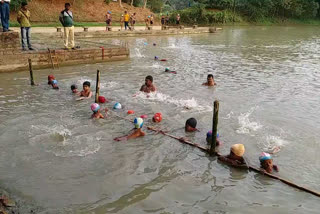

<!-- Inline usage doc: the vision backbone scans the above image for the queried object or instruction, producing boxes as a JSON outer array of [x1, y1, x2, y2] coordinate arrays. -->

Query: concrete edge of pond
[[0, 32, 130, 73], [33, 27, 222, 39]]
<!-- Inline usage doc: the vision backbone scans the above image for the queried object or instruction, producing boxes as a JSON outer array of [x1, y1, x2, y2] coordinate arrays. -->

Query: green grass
[[10, 21, 147, 27]]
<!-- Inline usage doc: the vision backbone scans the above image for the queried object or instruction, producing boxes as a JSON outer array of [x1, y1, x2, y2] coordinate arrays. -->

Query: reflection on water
[[0, 26, 320, 213]]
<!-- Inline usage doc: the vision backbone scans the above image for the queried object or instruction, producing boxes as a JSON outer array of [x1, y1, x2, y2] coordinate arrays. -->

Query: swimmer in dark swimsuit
[[140, 75, 156, 93]]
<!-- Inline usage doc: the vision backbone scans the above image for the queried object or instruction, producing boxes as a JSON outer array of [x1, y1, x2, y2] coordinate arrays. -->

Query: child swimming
[[114, 117, 145, 141], [79, 81, 93, 100], [51, 80, 59, 90], [185, 118, 198, 132], [218, 144, 246, 167], [259, 152, 279, 173], [206, 130, 221, 146], [91, 103, 105, 119], [202, 74, 216, 86], [71, 84, 79, 94], [48, 75, 55, 85]]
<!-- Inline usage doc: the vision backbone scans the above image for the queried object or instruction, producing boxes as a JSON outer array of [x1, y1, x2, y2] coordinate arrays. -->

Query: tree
[[143, 0, 148, 8], [119, 0, 123, 7]]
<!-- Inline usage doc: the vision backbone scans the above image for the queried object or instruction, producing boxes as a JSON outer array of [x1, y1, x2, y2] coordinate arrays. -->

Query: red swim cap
[[98, 96, 107, 103], [48, 75, 55, 81], [153, 113, 162, 122], [127, 110, 135, 114]]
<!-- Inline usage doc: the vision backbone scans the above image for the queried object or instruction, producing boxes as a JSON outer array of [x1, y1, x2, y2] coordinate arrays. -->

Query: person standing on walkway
[[59, 3, 75, 50], [17, 2, 33, 51], [119, 14, 124, 31], [123, 11, 130, 30], [105, 10, 112, 31], [176, 14, 180, 25], [0, 0, 10, 32], [130, 12, 136, 30]]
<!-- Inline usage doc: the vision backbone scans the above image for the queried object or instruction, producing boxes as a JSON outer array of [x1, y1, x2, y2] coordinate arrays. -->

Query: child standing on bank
[[17, 2, 34, 51]]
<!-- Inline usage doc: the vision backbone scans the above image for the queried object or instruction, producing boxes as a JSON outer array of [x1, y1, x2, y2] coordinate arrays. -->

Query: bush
[[10, 0, 29, 11], [169, 5, 237, 25], [104, 0, 111, 5]]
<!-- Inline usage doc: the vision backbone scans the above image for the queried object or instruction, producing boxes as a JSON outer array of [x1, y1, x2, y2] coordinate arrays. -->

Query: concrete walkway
[[11, 26, 162, 33]]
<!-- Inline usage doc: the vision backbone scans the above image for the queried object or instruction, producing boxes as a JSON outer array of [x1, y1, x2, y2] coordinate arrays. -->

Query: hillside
[[11, 0, 155, 23]]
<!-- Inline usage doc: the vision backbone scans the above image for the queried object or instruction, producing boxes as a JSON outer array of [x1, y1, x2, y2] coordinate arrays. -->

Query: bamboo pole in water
[[111, 112, 320, 197], [95, 70, 100, 103], [28, 58, 35, 86], [146, 126, 320, 198], [209, 100, 219, 156]]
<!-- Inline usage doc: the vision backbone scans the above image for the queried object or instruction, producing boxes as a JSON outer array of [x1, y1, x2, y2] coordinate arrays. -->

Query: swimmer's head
[[108, 11, 111, 14], [153, 113, 162, 123], [230, 144, 245, 157], [134, 117, 144, 129], [207, 74, 214, 85], [71, 84, 78, 93], [206, 130, 219, 144], [259, 152, 273, 173], [165, 68, 170, 72], [113, 102, 122, 109], [83, 81, 91, 90], [52, 80, 58, 85], [185, 118, 197, 132], [154, 56, 159, 60], [98, 96, 106, 103], [145, 75, 153, 87], [91, 103, 100, 113], [48, 75, 55, 84]]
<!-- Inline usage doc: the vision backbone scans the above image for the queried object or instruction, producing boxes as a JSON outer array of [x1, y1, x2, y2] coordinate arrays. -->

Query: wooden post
[[95, 70, 100, 103], [209, 100, 219, 156], [28, 58, 35, 86]]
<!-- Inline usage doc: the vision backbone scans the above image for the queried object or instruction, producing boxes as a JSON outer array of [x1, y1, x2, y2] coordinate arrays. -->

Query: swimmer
[[185, 118, 198, 132], [165, 68, 177, 74], [206, 131, 221, 146], [51, 80, 59, 90], [91, 103, 105, 119], [259, 152, 279, 173], [218, 144, 246, 167], [154, 56, 159, 60], [114, 117, 146, 141], [71, 84, 79, 94], [48, 75, 55, 85], [140, 75, 156, 93], [202, 74, 216, 86], [79, 81, 93, 100]]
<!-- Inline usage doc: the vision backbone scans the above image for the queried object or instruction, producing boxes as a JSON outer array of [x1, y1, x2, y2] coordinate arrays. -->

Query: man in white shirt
[[0, 0, 10, 32]]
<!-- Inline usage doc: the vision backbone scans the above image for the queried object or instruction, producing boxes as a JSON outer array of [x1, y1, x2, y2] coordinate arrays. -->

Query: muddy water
[[0, 26, 320, 213]]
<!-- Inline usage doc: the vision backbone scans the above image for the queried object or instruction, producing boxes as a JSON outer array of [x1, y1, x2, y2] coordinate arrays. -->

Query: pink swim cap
[[91, 103, 100, 112]]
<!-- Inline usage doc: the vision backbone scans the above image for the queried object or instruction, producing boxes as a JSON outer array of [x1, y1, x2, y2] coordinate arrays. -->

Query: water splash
[[134, 92, 212, 112], [236, 107, 262, 134], [133, 48, 145, 58], [260, 135, 288, 153], [29, 125, 100, 157]]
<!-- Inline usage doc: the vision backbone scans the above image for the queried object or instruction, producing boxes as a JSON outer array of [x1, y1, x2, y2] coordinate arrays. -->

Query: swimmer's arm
[[99, 113, 105, 119], [140, 85, 145, 92], [152, 85, 156, 92], [273, 165, 279, 172], [127, 130, 145, 140], [87, 91, 93, 98], [218, 156, 242, 166]]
